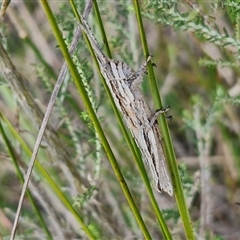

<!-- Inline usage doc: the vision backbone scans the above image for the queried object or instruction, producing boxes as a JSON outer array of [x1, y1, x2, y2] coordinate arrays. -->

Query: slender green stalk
[[0, 117, 53, 240], [133, 0, 195, 239], [0, 111, 95, 239], [41, 0, 152, 239], [92, 0, 112, 58]]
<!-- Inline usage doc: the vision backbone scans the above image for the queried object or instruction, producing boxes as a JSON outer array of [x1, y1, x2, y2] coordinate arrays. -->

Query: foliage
[[0, 0, 240, 239]]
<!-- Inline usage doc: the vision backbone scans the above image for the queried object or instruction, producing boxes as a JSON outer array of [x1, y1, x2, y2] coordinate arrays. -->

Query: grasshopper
[[79, 15, 173, 196]]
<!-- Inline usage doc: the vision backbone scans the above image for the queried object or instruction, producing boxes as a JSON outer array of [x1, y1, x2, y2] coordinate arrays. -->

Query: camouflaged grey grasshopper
[[79, 15, 173, 196]]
